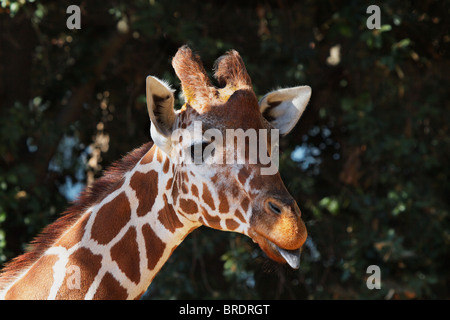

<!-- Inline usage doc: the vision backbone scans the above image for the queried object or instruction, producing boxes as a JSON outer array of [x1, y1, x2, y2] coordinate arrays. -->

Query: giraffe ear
[[146, 76, 176, 153], [259, 86, 312, 136]]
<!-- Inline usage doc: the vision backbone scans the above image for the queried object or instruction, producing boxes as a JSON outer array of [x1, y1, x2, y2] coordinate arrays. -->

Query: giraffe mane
[[0, 142, 153, 291]]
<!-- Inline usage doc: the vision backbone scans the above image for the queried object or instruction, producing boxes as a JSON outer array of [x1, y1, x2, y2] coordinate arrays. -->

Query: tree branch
[[32, 31, 131, 186]]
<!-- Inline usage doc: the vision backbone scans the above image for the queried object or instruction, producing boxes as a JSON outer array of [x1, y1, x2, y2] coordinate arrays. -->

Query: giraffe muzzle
[[250, 233, 303, 269], [249, 196, 307, 268]]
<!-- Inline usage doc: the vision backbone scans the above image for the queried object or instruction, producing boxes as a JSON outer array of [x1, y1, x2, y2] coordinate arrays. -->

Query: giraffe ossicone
[[0, 46, 312, 299]]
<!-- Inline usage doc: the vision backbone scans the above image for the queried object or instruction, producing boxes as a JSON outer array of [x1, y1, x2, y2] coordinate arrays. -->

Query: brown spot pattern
[[172, 179, 179, 202], [230, 184, 240, 198], [163, 158, 170, 173], [56, 247, 102, 299], [142, 224, 166, 270], [111, 227, 141, 284], [225, 219, 240, 231], [91, 192, 131, 245], [191, 184, 199, 197], [234, 209, 246, 224], [130, 170, 158, 217], [200, 206, 221, 230], [241, 197, 250, 213], [238, 167, 250, 185], [179, 198, 198, 214], [202, 183, 215, 210], [93, 272, 128, 300], [158, 194, 184, 233], [218, 190, 230, 213], [182, 171, 189, 183], [165, 178, 173, 190]]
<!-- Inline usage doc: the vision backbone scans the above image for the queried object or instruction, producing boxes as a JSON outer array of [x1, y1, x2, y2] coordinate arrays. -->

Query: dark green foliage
[[1, 0, 448, 299]]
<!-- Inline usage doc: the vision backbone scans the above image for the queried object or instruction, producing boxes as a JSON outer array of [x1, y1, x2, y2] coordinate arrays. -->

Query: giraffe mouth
[[248, 222, 304, 269], [251, 233, 302, 269], [266, 239, 301, 269]]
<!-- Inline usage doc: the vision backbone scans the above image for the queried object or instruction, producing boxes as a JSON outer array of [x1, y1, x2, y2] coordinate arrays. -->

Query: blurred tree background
[[0, 0, 449, 299]]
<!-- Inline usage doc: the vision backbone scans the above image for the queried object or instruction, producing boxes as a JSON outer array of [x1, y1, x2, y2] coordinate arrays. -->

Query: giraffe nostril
[[268, 201, 282, 214]]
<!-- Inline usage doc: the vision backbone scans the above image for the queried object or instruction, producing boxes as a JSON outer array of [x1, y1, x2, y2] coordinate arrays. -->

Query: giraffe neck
[[0, 143, 200, 300]]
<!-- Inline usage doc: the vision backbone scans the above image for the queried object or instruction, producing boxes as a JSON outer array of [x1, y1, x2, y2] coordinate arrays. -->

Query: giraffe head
[[146, 46, 311, 269]]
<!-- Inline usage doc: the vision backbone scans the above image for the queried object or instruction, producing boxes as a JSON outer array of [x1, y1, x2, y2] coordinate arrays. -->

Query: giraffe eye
[[188, 142, 215, 164]]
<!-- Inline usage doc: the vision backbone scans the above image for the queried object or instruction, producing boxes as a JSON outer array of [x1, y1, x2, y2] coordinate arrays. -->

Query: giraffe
[[0, 46, 312, 300]]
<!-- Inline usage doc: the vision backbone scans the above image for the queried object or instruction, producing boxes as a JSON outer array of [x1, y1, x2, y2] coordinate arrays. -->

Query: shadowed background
[[0, 0, 449, 299]]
